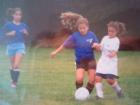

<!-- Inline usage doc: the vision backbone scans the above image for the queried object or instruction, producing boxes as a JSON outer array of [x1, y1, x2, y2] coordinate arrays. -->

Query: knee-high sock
[[95, 83, 104, 98], [86, 82, 94, 93], [112, 81, 121, 93], [75, 81, 83, 89], [13, 69, 20, 83], [10, 69, 14, 81]]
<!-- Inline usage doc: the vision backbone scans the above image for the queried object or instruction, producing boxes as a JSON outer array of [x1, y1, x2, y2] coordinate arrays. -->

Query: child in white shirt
[[93, 21, 126, 99]]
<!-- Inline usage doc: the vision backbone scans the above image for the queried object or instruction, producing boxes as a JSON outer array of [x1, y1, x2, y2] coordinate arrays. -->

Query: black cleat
[[117, 90, 124, 98]]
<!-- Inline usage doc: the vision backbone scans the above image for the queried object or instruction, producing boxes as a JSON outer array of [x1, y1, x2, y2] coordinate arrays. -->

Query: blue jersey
[[2, 21, 29, 45], [64, 31, 99, 62]]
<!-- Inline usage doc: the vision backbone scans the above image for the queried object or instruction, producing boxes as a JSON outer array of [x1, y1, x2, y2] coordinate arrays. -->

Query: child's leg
[[75, 68, 85, 89], [95, 75, 104, 98], [13, 53, 23, 83], [107, 79, 123, 97], [10, 56, 15, 69], [86, 69, 95, 93]]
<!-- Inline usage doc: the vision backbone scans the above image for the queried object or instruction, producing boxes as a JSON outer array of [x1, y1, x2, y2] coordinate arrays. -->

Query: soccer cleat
[[87, 94, 91, 99], [11, 82, 17, 88], [96, 95, 104, 100], [117, 90, 124, 98]]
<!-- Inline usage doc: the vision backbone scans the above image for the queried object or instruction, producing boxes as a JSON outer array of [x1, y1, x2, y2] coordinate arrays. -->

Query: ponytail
[[118, 22, 126, 36]]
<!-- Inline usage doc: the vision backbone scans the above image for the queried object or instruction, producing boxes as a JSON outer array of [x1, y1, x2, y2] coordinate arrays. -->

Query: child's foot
[[87, 94, 91, 99], [11, 82, 17, 88], [96, 95, 104, 100], [117, 90, 124, 98]]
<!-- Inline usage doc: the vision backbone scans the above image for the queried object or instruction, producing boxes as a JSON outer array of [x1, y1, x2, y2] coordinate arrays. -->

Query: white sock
[[95, 83, 104, 98], [112, 81, 121, 93]]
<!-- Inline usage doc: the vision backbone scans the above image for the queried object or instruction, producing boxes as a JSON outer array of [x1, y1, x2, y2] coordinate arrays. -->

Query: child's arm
[[21, 29, 29, 36], [108, 51, 118, 58], [92, 36, 106, 51], [20, 24, 30, 36], [51, 44, 64, 58], [6, 30, 16, 36], [92, 43, 102, 51], [108, 38, 120, 58], [2, 23, 16, 36], [51, 35, 74, 58]]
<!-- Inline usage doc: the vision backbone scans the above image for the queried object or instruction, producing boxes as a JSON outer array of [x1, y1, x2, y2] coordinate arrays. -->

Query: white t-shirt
[[96, 36, 120, 76]]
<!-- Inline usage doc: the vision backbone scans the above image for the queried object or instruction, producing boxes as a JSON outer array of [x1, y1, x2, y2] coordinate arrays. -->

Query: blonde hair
[[60, 12, 84, 33], [107, 21, 126, 36], [76, 17, 89, 27]]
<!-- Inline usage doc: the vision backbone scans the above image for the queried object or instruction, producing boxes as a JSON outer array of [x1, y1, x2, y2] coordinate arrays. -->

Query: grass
[[0, 46, 140, 105]]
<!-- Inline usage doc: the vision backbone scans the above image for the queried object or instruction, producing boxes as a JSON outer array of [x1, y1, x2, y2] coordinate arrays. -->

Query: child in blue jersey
[[2, 8, 29, 88], [51, 18, 99, 93]]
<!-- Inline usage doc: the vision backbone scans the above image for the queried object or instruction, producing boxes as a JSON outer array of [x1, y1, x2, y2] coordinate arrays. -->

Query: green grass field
[[0, 46, 140, 105]]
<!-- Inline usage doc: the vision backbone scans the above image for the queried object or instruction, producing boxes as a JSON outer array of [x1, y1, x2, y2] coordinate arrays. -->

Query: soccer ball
[[74, 87, 89, 101]]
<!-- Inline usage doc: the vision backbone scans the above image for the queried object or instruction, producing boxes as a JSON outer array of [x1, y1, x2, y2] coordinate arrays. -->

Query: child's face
[[12, 11, 22, 22], [108, 27, 117, 38], [78, 24, 89, 35]]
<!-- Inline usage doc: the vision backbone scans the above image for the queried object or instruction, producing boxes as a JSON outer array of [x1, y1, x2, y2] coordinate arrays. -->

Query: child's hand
[[20, 29, 29, 35], [51, 51, 57, 58], [108, 51, 117, 58], [92, 43, 102, 51], [51, 45, 64, 58], [6, 30, 16, 36]]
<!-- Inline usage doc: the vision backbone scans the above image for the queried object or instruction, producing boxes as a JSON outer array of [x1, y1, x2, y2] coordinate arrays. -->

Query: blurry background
[[0, 0, 140, 50], [0, 1, 140, 105]]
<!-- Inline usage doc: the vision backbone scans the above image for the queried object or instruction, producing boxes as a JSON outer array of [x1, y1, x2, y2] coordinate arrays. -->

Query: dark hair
[[7, 8, 22, 18], [107, 21, 126, 36]]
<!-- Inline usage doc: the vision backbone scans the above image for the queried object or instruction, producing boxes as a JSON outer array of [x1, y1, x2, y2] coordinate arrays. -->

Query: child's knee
[[95, 76, 102, 83], [13, 63, 20, 69], [89, 78, 95, 84], [13, 62, 20, 69], [76, 73, 84, 82], [107, 79, 115, 85], [13, 65, 19, 69], [76, 77, 83, 83]]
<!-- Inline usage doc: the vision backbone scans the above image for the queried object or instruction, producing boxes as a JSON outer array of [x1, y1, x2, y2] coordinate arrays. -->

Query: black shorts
[[96, 73, 119, 79], [76, 58, 96, 71]]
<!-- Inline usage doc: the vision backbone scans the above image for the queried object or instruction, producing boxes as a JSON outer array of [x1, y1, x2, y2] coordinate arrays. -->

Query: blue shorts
[[6, 43, 26, 56]]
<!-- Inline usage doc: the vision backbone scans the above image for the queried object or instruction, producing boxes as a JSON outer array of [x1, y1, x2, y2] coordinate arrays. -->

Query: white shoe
[[96, 95, 104, 100], [87, 94, 91, 99], [11, 82, 16, 88]]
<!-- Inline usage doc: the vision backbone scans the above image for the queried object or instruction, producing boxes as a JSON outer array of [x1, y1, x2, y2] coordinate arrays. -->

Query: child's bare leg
[[86, 69, 95, 93], [14, 53, 23, 69], [107, 79, 123, 98], [95, 76, 104, 98], [10, 56, 15, 69], [75, 68, 85, 89]]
